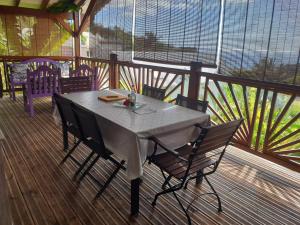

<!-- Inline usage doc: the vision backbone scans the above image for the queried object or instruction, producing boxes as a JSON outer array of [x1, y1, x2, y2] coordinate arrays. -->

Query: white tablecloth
[[53, 89, 210, 180]]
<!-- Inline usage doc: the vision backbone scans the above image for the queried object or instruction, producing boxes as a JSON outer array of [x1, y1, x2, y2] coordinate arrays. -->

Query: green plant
[[47, 0, 80, 13]]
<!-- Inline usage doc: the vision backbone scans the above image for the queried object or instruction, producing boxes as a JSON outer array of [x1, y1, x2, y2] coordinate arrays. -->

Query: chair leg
[[60, 140, 81, 164], [77, 155, 100, 183], [28, 97, 34, 117], [153, 171, 191, 225], [94, 160, 125, 200], [184, 170, 204, 189], [11, 84, 16, 101], [161, 175, 172, 190], [73, 151, 95, 180], [204, 176, 222, 212]]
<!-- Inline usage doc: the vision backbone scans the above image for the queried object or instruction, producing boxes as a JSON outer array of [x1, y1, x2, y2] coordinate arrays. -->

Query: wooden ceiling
[[0, 0, 87, 10], [0, 0, 58, 9], [0, 0, 97, 36]]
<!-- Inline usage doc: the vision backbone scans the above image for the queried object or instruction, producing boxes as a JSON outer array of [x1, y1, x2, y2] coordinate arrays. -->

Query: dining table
[[58, 89, 210, 216]]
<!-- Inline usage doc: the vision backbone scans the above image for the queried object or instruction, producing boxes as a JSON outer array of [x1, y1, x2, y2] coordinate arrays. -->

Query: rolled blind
[[220, 0, 300, 85], [90, 0, 134, 61], [0, 14, 73, 56], [134, 0, 221, 65]]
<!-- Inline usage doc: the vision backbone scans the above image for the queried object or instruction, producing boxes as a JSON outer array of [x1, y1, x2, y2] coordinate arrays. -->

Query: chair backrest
[[142, 85, 166, 100], [71, 103, 109, 157], [185, 119, 243, 175], [59, 77, 92, 94], [22, 58, 60, 71], [26, 65, 60, 97], [53, 93, 78, 129], [176, 94, 208, 113], [69, 64, 97, 90]]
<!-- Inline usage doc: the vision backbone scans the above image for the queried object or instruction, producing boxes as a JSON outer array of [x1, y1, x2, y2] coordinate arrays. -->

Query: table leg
[[196, 169, 204, 185], [131, 178, 141, 216]]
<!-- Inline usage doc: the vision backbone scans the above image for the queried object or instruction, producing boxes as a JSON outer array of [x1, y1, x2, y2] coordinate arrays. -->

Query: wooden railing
[[78, 55, 300, 170], [0, 56, 74, 96], [199, 73, 300, 168], [0, 55, 299, 169]]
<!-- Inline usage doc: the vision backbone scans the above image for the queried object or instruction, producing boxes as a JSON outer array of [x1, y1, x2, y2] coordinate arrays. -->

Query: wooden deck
[[0, 96, 300, 225]]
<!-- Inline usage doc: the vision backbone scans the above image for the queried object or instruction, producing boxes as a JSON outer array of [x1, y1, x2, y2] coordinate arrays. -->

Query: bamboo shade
[[220, 0, 300, 85], [89, 0, 134, 61], [134, 0, 220, 65], [0, 14, 73, 57]]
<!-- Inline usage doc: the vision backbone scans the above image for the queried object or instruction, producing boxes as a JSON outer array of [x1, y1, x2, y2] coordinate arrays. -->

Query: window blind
[[220, 0, 300, 85], [90, 0, 134, 61], [134, 0, 221, 65], [0, 14, 73, 56]]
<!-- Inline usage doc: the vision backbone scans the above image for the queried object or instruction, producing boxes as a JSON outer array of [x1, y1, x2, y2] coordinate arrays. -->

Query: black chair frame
[[148, 119, 243, 225], [54, 93, 96, 180], [71, 103, 125, 199], [176, 94, 208, 113], [142, 84, 166, 100]]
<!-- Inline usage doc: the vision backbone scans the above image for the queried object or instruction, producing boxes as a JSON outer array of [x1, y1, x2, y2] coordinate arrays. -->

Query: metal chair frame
[[176, 94, 208, 113], [148, 119, 243, 225], [71, 103, 125, 199]]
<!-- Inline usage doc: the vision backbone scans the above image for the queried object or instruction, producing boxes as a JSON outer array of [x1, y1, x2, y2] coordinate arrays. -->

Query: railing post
[[187, 62, 202, 100], [109, 53, 119, 89]]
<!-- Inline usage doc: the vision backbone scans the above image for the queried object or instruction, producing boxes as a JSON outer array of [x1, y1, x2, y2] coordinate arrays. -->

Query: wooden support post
[[109, 54, 119, 89], [187, 62, 202, 100], [73, 12, 80, 69]]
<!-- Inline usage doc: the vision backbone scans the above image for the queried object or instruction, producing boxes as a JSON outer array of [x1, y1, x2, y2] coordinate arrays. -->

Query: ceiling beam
[[74, 0, 87, 8], [0, 5, 71, 20], [53, 16, 74, 36], [41, 0, 51, 9], [76, 0, 96, 36]]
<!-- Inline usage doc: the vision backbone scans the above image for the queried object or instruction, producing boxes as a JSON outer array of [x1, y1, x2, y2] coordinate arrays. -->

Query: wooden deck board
[[0, 96, 300, 225]]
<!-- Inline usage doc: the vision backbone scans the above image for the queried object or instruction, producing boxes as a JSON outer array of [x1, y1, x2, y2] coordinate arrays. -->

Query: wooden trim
[[73, 12, 80, 68], [187, 62, 202, 100], [77, 0, 97, 35], [41, 0, 51, 9], [200, 72, 300, 95], [74, 0, 87, 7], [0, 56, 74, 61], [109, 54, 119, 89], [53, 16, 74, 36], [0, 5, 71, 19]]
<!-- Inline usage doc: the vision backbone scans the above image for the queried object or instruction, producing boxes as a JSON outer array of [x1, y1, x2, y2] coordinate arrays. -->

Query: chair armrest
[[148, 137, 189, 162], [149, 136, 179, 156]]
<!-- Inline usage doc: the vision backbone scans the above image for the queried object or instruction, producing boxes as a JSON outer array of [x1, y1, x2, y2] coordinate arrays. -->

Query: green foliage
[[207, 81, 300, 154], [47, 0, 80, 13]]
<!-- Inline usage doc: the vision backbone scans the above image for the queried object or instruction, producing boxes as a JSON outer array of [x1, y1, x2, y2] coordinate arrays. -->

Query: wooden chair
[[69, 64, 97, 90], [142, 84, 166, 100], [148, 119, 243, 225], [9, 58, 60, 101], [59, 76, 92, 94], [23, 65, 60, 117], [71, 103, 125, 199], [176, 94, 208, 113]]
